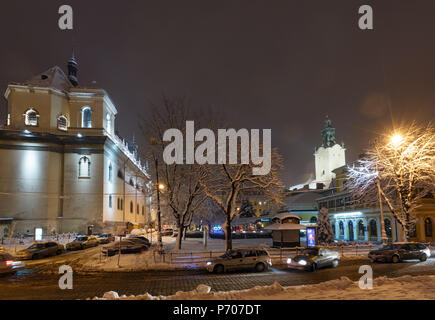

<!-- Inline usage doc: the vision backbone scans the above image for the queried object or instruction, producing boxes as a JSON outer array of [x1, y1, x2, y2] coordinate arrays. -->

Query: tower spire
[[67, 49, 78, 87]]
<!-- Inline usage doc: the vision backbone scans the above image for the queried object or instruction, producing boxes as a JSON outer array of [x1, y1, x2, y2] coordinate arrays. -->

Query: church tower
[[314, 117, 346, 188], [67, 50, 78, 87]]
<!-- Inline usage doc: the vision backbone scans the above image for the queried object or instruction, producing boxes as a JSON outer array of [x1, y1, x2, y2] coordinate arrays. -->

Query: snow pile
[[90, 275, 435, 300]]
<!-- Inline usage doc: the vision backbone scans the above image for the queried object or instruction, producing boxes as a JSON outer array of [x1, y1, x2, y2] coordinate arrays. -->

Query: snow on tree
[[347, 122, 435, 241], [201, 148, 285, 251], [317, 207, 334, 245], [239, 200, 255, 217], [141, 97, 217, 250]]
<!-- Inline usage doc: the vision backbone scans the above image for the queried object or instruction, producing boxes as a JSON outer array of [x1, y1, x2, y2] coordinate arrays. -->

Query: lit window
[[24, 108, 39, 126], [57, 115, 68, 131], [78, 156, 91, 178], [106, 113, 112, 134], [108, 162, 113, 183], [81, 106, 92, 128]]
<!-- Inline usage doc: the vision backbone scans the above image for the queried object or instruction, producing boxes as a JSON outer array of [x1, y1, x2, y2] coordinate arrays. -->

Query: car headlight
[[206, 262, 212, 266], [298, 260, 307, 266], [287, 258, 292, 264]]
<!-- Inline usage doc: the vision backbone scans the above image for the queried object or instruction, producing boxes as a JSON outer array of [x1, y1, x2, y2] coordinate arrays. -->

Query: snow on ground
[[91, 274, 435, 300]]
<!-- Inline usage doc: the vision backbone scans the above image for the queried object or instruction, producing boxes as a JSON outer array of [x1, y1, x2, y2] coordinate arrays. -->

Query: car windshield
[[76, 237, 88, 241], [381, 244, 398, 250], [302, 248, 319, 256], [28, 243, 44, 249]]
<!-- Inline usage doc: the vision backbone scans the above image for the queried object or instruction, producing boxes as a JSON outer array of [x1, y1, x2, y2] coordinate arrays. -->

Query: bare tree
[[201, 148, 285, 251], [347, 123, 435, 241], [140, 97, 218, 250]]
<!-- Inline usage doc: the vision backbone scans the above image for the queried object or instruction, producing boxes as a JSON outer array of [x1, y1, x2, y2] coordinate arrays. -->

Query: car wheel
[[331, 259, 339, 268], [392, 255, 400, 263], [214, 264, 224, 274], [255, 262, 266, 272], [420, 254, 427, 262], [311, 263, 318, 272]]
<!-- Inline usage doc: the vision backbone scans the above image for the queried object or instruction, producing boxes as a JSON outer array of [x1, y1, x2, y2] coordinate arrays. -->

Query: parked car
[[95, 233, 115, 244], [161, 228, 174, 236], [287, 247, 340, 271], [206, 248, 272, 273], [0, 252, 24, 275], [368, 242, 431, 263], [102, 240, 143, 256], [126, 235, 151, 249], [66, 235, 99, 251], [15, 241, 64, 260]]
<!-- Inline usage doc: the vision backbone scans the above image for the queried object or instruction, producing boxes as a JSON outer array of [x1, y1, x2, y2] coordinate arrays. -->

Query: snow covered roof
[[272, 213, 301, 221], [22, 66, 73, 92], [264, 223, 306, 230]]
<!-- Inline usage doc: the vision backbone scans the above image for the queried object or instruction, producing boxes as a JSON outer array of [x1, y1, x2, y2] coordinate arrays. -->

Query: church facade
[[0, 54, 152, 237]]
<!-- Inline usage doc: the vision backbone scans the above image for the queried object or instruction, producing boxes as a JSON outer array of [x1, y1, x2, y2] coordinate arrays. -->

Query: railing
[[152, 244, 386, 266]]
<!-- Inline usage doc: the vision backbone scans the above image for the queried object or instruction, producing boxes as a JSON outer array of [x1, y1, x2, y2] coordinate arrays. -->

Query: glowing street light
[[159, 184, 165, 190], [390, 133, 403, 147]]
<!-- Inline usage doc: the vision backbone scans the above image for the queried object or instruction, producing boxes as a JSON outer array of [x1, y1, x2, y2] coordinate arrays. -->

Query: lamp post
[[374, 139, 388, 245], [154, 157, 164, 254]]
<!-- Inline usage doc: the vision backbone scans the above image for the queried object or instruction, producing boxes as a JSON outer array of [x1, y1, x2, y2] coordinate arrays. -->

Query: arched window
[[109, 195, 112, 208], [130, 201, 133, 213], [310, 216, 318, 224], [358, 220, 365, 240], [384, 218, 392, 238], [24, 108, 39, 126], [332, 223, 336, 236], [348, 220, 354, 241], [369, 220, 377, 239], [425, 218, 433, 237], [339, 221, 344, 236], [57, 115, 68, 131], [78, 156, 91, 178], [81, 107, 92, 128], [106, 113, 112, 134]]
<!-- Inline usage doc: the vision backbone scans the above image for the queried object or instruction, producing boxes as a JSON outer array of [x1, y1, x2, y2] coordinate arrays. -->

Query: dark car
[[368, 242, 431, 263], [66, 235, 99, 251], [95, 233, 115, 244], [161, 228, 174, 236], [287, 247, 340, 271], [102, 240, 143, 256], [0, 252, 24, 275], [15, 241, 64, 260], [126, 236, 151, 249]]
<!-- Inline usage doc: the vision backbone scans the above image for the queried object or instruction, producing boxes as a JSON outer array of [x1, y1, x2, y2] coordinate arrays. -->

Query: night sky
[[1, 1, 435, 186]]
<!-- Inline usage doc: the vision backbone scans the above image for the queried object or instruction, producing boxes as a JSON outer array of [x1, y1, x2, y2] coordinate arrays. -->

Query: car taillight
[[5, 260, 13, 266]]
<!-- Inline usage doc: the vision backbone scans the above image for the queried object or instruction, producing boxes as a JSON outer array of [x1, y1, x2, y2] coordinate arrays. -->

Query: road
[[1, 256, 434, 299]]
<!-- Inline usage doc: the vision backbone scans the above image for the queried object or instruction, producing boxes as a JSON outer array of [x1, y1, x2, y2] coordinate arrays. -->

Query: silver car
[[206, 248, 272, 273], [287, 247, 340, 271], [15, 241, 64, 260]]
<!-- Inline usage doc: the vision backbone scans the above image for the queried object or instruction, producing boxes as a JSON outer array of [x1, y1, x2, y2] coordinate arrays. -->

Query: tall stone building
[[0, 53, 152, 237]]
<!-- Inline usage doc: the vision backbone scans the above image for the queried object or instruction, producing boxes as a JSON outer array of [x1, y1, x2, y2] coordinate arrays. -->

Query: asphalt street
[[1, 256, 434, 299]]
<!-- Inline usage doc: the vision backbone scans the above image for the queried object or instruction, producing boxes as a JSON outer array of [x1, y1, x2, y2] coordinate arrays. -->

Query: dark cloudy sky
[[1, 1, 435, 186]]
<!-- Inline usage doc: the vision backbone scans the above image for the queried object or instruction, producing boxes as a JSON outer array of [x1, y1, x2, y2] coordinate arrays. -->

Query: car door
[[316, 249, 327, 267], [407, 244, 420, 260], [398, 245, 412, 260], [227, 250, 244, 271], [243, 250, 258, 269]]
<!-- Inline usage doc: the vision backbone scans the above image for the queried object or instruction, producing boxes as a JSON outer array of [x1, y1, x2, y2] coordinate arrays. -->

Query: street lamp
[[150, 137, 164, 254], [390, 133, 403, 147]]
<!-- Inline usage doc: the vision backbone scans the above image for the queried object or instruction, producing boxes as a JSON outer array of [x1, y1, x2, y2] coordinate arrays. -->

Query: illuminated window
[[78, 156, 91, 178], [7, 114, 10, 126], [24, 108, 39, 126], [106, 113, 112, 133], [108, 162, 113, 183], [57, 115, 68, 131], [425, 218, 432, 237], [81, 106, 92, 128]]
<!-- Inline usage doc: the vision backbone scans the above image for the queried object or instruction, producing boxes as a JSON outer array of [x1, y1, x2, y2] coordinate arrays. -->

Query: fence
[[152, 244, 385, 266]]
